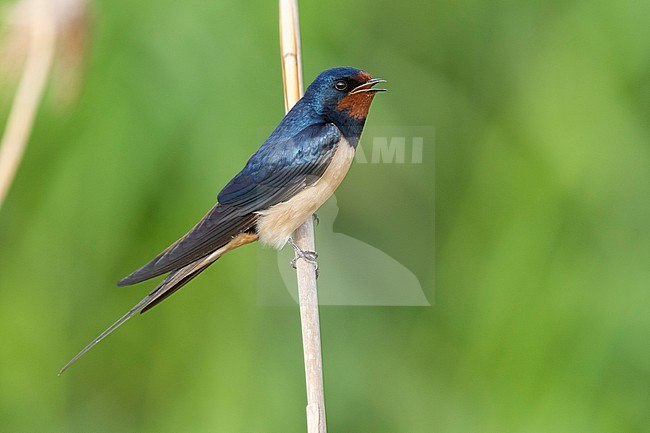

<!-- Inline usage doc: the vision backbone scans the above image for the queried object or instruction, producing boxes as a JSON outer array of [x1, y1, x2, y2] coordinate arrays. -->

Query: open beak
[[350, 78, 387, 94]]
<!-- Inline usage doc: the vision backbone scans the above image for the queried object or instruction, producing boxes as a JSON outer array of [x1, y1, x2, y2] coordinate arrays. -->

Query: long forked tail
[[59, 231, 258, 375], [59, 290, 155, 375], [59, 259, 216, 375], [59, 253, 218, 374]]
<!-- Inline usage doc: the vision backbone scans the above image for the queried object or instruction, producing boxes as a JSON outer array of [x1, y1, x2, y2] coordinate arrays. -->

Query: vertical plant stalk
[[279, 1, 327, 432], [0, 1, 57, 209]]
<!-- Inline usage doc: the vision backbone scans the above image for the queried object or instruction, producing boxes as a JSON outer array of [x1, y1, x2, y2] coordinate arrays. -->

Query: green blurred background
[[1, 0, 649, 431]]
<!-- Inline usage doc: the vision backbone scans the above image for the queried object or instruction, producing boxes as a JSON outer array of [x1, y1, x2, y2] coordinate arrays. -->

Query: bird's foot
[[287, 237, 319, 277], [312, 213, 320, 227]]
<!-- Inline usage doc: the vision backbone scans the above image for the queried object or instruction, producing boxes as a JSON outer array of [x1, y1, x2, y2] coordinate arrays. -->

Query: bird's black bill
[[350, 78, 387, 94]]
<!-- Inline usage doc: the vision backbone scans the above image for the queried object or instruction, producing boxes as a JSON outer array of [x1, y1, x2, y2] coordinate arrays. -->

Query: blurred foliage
[[1, 0, 649, 432]]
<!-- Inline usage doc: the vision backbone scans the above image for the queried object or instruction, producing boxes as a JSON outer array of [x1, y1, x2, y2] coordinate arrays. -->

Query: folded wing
[[118, 122, 341, 287]]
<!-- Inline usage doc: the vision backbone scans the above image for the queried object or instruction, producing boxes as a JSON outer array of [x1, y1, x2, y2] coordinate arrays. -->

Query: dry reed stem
[[279, 1, 327, 432], [0, 0, 57, 209]]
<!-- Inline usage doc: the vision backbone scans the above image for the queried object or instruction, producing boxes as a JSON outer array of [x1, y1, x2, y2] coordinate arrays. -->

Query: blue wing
[[218, 122, 341, 209], [118, 122, 341, 286]]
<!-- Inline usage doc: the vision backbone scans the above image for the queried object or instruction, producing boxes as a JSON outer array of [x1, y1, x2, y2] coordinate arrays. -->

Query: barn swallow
[[60, 67, 385, 373]]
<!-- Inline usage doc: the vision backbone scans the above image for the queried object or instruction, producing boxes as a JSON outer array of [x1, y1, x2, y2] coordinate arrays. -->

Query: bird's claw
[[290, 249, 318, 267], [288, 238, 319, 278], [312, 213, 320, 226]]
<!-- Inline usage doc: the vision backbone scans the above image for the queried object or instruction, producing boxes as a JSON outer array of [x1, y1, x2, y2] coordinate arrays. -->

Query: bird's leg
[[312, 213, 320, 227], [287, 237, 319, 276]]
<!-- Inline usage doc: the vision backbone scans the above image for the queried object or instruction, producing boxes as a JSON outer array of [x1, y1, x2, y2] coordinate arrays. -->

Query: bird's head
[[305, 67, 386, 130]]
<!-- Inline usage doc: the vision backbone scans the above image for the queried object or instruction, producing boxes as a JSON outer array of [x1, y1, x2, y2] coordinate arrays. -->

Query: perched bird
[[60, 66, 385, 373]]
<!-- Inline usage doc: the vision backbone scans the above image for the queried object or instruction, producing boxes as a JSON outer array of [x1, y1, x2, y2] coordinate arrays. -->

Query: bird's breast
[[255, 138, 356, 249]]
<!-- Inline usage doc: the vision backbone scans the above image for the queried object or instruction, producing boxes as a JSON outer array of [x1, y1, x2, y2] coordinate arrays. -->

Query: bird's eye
[[333, 80, 348, 91]]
